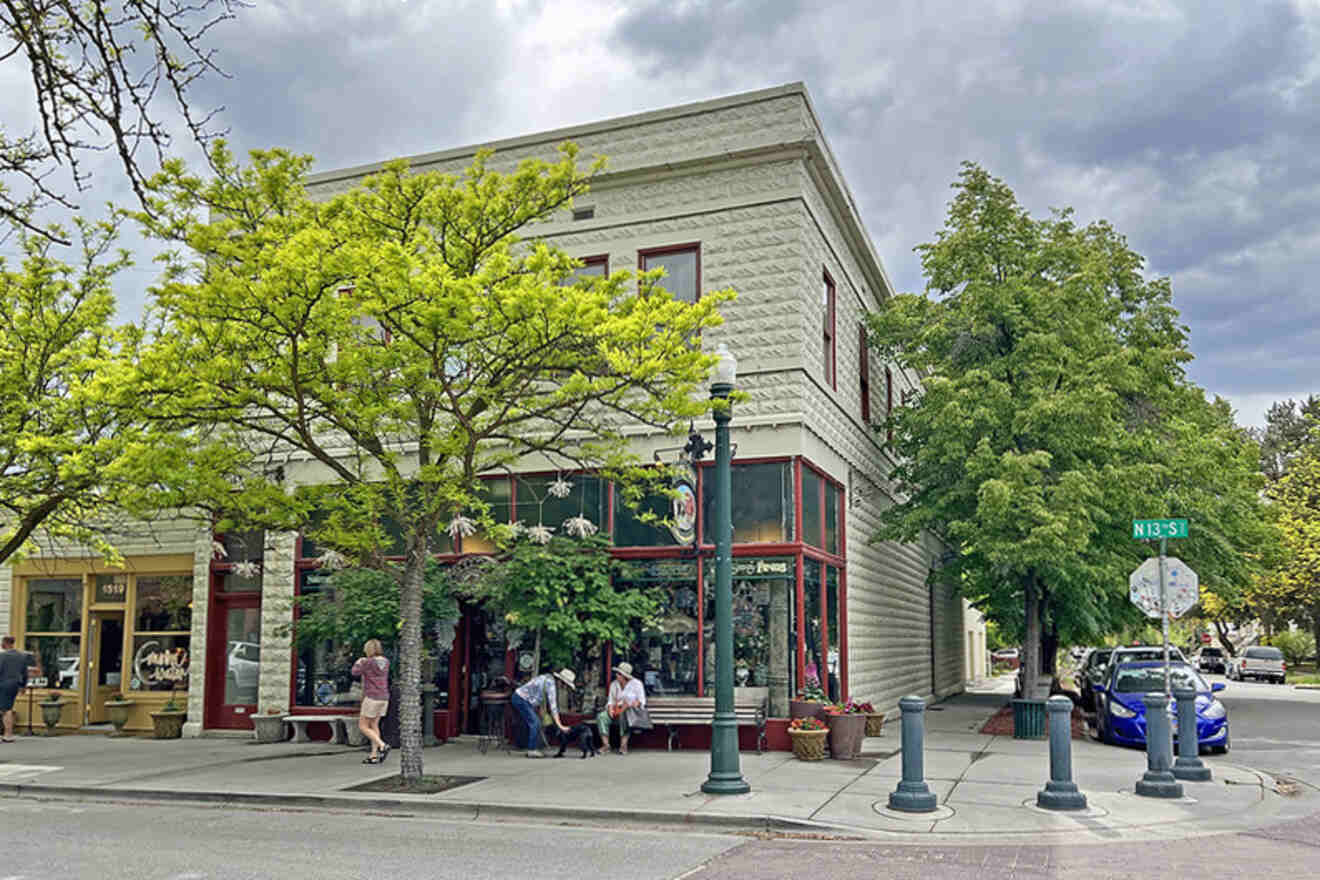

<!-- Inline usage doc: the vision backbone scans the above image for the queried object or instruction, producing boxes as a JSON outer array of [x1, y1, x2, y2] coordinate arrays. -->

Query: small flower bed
[[795, 675, 826, 703], [824, 698, 869, 715], [788, 716, 827, 732]]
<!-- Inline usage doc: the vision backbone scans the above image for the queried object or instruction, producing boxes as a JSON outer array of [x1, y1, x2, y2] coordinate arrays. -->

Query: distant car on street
[[991, 647, 1020, 670], [1079, 648, 1113, 711], [1195, 646, 1227, 674], [1228, 645, 1286, 684], [1093, 660, 1230, 753]]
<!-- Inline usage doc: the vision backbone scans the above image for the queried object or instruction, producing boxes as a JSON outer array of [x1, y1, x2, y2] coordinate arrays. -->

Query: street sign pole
[[1159, 536, 1170, 696]]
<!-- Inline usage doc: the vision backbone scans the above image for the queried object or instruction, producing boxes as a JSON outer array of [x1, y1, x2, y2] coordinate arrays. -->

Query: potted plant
[[824, 699, 868, 760], [149, 691, 188, 739], [104, 693, 135, 737], [252, 707, 288, 744], [40, 692, 65, 734], [789, 675, 828, 721], [787, 716, 829, 761], [856, 700, 885, 736]]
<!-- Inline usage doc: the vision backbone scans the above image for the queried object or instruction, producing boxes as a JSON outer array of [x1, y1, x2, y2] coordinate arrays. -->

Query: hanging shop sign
[[668, 465, 698, 545]]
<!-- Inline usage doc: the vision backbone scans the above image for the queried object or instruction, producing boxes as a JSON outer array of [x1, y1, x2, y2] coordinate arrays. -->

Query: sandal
[[362, 755, 380, 764], [379, 744, 391, 762]]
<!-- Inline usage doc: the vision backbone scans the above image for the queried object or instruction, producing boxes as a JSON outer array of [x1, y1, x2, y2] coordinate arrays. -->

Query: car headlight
[[1109, 700, 1137, 718], [1202, 700, 1226, 720]]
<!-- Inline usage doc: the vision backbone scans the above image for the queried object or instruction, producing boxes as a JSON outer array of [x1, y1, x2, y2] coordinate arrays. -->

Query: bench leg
[[667, 724, 680, 751], [289, 721, 310, 744], [329, 718, 348, 745]]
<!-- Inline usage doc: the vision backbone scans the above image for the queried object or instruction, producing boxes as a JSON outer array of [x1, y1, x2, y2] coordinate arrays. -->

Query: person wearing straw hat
[[512, 668, 575, 758], [596, 662, 646, 755]]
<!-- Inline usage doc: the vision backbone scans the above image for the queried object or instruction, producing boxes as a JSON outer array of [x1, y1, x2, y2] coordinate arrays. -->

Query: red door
[[205, 592, 263, 729]]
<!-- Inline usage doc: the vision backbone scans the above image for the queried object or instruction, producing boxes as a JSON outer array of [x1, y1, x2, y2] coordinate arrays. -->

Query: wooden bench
[[283, 714, 364, 746], [646, 695, 767, 754]]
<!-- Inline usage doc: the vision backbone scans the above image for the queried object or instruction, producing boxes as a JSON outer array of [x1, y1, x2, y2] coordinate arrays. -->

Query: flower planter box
[[788, 728, 828, 761], [104, 700, 135, 737], [149, 710, 187, 739], [865, 713, 886, 737], [825, 712, 867, 760]]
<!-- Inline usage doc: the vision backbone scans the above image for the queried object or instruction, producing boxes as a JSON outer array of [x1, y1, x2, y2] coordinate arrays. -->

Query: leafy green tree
[[458, 533, 656, 672], [128, 143, 731, 778], [867, 163, 1270, 696], [1268, 428, 1320, 657], [1255, 396, 1320, 483], [0, 219, 150, 564]]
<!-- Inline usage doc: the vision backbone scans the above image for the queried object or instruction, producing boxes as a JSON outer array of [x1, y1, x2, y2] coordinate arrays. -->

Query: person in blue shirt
[[512, 668, 575, 758]]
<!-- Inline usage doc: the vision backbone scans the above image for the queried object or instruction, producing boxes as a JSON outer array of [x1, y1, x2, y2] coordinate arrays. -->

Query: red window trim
[[577, 254, 609, 276], [638, 242, 701, 303], [822, 271, 836, 390]]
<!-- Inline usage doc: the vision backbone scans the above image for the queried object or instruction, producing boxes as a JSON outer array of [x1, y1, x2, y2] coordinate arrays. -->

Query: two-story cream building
[[1, 83, 970, 744]]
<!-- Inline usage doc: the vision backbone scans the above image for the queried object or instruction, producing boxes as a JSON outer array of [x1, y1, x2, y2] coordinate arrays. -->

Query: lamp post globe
[[702, 342, 750, 795]]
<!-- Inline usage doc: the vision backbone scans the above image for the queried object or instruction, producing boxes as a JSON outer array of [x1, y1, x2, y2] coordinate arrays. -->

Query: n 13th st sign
[[1132, 518, 1188, 540]]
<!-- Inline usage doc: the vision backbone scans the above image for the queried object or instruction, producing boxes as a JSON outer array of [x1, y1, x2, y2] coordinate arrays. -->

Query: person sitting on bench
[[596, 662, 646, 755]]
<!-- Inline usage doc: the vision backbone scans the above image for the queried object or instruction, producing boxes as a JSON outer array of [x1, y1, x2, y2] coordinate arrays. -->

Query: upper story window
[[640, 244, 699, 303], [859, 325, 870, 423], [822, 272, 836, 389], [562, 255, 608, 285]]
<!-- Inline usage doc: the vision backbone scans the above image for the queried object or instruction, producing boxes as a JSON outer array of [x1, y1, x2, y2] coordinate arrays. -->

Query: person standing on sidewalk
[[0, 636, 36, 743], [351, 639, 390, 764], [512, 668, 574, 758], [596, 662, 646, 755]]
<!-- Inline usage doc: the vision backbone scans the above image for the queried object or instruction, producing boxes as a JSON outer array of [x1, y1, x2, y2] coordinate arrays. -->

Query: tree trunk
[[1022, 576, 1041, 699], [398, 529, 428, 780], [1214, 619, 1236, 657]]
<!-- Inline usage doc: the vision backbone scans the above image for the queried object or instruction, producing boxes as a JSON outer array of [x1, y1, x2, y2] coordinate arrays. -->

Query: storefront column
[[256, 531, 296, 714], [768, 579, 791, 717], [183, 526, 214, 738]]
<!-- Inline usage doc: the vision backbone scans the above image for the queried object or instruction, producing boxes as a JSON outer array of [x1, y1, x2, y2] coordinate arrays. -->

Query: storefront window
[[824, 483, 841, 555], [613, 488, 681, 547], [516, 474, 605, 535], [129, 575, 193, 692], [701, 462, 794, 544], [294, 569, 358, 707], [802, 469, 823, 548], [617, 562, 698, 695], [804, 560, 824, 691], [25, 578, 82, 633], [24, 636, 80, 691], [826, 566, 841, 701], [461, 476, 513, 554]]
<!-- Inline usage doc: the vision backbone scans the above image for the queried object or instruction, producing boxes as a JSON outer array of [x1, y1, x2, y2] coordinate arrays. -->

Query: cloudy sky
[[6, 0, 1318, 427]]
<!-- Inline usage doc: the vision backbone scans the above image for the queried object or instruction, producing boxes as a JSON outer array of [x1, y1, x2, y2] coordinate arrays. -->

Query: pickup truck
[[1228, 645, 1286, 684]]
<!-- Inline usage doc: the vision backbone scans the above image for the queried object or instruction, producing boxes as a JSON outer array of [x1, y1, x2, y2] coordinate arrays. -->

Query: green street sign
[[1132, 518, 1188, 540]]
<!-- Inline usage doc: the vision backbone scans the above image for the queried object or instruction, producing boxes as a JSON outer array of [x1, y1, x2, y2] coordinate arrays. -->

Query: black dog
[[550, 722, 599, 759]]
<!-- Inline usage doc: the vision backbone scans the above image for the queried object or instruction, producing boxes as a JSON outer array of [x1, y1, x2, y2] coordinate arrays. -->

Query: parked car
[[1079, 648, 1113, 712], [1098, 644, 1187, 693], [1093, 660, 1229, 753], [226, 641, 261, 699], [1228, 645, 1286, 684], [992, 647, 1020, 665], [1195, 646, 1227, 674]]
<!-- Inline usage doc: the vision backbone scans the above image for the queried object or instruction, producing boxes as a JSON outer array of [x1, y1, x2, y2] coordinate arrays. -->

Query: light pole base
[[701, 774, 752, 796], [1172, 758, 1212, 782], [1135, 770, 1184, 799], [1037, 780, 1088, 811], [888, 781, 938, 813]]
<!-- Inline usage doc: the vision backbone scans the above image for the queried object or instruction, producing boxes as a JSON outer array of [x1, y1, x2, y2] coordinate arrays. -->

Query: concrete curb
[[1293, 684, 1320, 691], [0, 782, 850, 837]]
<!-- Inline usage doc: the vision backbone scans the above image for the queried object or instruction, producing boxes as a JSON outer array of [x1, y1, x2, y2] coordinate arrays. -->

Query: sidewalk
[[0, 693, 1313, 845]]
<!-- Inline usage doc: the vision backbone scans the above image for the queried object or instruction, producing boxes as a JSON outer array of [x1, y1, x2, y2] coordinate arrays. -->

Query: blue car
[[1094, 661, 1229, 753]]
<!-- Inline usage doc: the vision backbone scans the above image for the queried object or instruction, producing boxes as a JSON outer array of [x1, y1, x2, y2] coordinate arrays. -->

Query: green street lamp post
[[702, 343, 751, 795]]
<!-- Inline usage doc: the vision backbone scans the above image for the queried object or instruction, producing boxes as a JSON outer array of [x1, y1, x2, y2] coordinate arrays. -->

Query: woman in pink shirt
[[351, 639, 390, 764]]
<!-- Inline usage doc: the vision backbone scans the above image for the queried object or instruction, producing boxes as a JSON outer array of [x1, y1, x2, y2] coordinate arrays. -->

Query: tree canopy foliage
[[1263, 426, 1320, 655], [867, 162, 1271, 693], [127, 142, 732, 777]]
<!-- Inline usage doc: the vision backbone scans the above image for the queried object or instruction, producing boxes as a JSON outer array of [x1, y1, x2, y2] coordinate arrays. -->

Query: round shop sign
[[669, 478, 697, 545]]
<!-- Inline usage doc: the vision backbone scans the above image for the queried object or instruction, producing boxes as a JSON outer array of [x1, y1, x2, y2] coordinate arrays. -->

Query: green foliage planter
[[40, 696, 65, 734]]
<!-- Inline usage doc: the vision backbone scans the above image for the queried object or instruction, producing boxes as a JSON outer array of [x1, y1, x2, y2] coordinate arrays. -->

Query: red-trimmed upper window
[[822, 272, 836, 389], [640, 244, 699, 303], [562, 254, 608, 285], [859, 324, 870, 423]]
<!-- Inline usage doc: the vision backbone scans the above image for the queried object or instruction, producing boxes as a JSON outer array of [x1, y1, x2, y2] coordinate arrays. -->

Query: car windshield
[[1245, 647, 1283, 660], [1115, 648, 1181, 663], [1090, 651, 1112, 667], [1201, 648, 1222, 656], [1113, 665, 1206, 693]]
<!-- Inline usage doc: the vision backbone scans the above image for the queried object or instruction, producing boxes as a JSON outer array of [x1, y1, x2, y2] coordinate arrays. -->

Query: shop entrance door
[[205, 597, 262, 729], [85, 612, 125, 724]]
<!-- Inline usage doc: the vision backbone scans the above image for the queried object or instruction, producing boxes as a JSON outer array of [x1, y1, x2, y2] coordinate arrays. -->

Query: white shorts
[[360, 697, 389, 719]]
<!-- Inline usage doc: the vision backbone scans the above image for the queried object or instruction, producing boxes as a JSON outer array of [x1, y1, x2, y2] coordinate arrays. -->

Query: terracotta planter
[[825, 712, 866, 760], [252, 714, 288, 744], [149, 710, 187, 739], [788, 728, 828, 761], [41, 699, 64, 734], [104, 700, 135, 736], [789, 700, 826, 722], [865, 713, 886, 737]]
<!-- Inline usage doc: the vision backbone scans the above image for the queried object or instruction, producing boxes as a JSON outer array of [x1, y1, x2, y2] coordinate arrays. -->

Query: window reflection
[[618, 569, 698, 696]]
